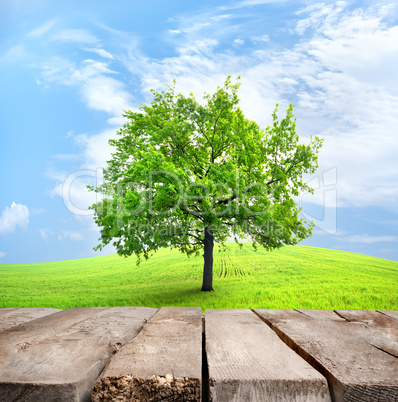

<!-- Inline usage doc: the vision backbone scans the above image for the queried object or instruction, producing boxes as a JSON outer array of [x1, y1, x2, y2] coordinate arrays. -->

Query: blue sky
[[1, 0, 398, 264]]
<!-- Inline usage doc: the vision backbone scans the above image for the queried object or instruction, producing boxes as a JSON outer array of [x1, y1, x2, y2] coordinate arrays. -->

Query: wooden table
[[0, 307, 396, 401]]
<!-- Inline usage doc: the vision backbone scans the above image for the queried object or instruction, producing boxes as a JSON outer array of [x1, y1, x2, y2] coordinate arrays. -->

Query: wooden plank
[[205, 309, 331, 402], [295, 308, 346, 321], [0, 307, 61, 331], [0, 306, 157, 402], [336, 309, 398, 326], [378, 310, 398, 320], [92, 307, 202, 401], [0, 308, 19, 318], [254, 308, 398, 401], [335, 310, 398, 357]]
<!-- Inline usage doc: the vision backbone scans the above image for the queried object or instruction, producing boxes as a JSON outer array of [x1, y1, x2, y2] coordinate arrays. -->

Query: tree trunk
[[201, 227, 214, 291]]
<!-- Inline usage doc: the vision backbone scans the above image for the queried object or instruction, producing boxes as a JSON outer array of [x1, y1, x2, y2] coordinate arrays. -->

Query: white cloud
[[342, 235, 398, 244], [130, 3, 397, 211], [107, 116, 128, 126], [82, 75, 132, 115], [0, 202, 30, 234], [41, 58, 133, 116], [50, 29, 99, 44], [40, 2, 398, 224], [184, 22, 211, 33], [241, 0, 288, 5], [28, 19, 57, 37], [0, 251, 6, 259], [287, 3, 398, 210], [40, 57, 133, 219], [71, 59, 117, 79], [57, 218, 102, 242], [40, 229, 54, 241], [75, 128, 119, 171], [219, 0, 289, 11], [294, 2, 346, 36], [0, 45, 28, 64], [58, 230, 84, 241], [168, 23, 211, 35], [250, 34, 270, 43], [84, 48, 114, 59], [41, 56, 76, 86], [47, 127, 121, 217], [176, 38, 219, 56], [48, 168, 99, 217], [233, 38, 244, 46], [210, 14, 233, 22]]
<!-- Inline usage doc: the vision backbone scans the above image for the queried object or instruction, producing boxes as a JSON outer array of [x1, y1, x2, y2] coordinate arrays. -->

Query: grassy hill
[[1, 244, 397, 311]]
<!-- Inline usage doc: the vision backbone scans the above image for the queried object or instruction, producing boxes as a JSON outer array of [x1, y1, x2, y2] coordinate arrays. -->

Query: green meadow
[[0, 244, 397, 311]]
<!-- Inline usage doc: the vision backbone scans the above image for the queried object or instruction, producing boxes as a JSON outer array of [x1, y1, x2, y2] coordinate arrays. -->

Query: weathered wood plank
[[0, 308, 19, 317], [92, 307, 202, 401], [0, 307, 61, 332], [336, 310, 398, 327], [254, 308, 398, 401], [335, 310, 398, 357], [295, 308, 346, 321], [378, 310, 398, 321], [205, 309, 331, 402], [0, 306, 157, 402]]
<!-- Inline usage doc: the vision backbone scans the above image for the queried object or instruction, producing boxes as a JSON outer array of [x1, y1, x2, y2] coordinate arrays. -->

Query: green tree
[[89, 76, 323, 291]]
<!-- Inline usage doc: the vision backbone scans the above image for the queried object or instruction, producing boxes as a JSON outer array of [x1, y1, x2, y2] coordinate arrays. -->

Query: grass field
[[0, 244, 397, 311]]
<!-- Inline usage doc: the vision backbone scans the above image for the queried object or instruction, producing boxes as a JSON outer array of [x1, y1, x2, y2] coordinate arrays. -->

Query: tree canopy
[[89, 76, 323, 291]]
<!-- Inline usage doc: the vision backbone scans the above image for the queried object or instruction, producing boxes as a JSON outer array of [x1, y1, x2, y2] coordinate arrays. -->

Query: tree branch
[[212, 107, 224, 144], [173, 232, 204, 243], [169, 136, 204, 179], [187, 228, 203, 234], [189, 233, 204, 243], [173, 242, 203, 247], [181, 207, 205, 221], [266, 159, 302, 186], [217, 194, 237, 205]]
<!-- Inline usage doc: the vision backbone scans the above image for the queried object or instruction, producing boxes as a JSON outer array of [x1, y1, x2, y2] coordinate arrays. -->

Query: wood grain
[[335, 310, 398, 357], [205, 309, 331, 402], [378, 310, 398, 321], [92, 307, 202, 401], [0, 307, 61, 332], [254, 309, 398, 401], [0, 306, 157, 402]]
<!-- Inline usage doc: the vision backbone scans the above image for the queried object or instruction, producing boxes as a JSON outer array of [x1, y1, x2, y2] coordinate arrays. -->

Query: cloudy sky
[[1, 0, 397, 264]]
